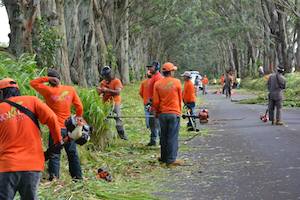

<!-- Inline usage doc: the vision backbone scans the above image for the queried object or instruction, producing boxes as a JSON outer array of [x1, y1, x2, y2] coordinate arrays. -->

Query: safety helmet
[[65, 116, 92, 145], [277, 65, 285, 73], [0, 78, 19, 90], [101, 66, 112, 76]]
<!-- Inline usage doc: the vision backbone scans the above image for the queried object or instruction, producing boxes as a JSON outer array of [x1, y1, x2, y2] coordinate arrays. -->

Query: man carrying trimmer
[[30, 69, 84, 181], [146, 61, 163, 146], [0, 78, 62, 200], [267, 65, 286, 125], [181, 71, 196, 131], [139, 71, 152, 129], [97, 66, 128, 140]]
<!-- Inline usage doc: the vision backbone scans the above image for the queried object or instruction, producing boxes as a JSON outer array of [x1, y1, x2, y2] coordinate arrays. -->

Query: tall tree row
[[3, 0, 300, 83], [2, 0, 157, 85]]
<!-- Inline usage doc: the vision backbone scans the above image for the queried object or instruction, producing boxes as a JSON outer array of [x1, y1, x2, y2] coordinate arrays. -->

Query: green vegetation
[[240, 73, 300, 107], [1, 51, 212, 199]]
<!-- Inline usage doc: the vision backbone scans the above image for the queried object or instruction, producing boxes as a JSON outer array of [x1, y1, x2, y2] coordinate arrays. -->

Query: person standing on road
[[30, 69, 84, 181], [224, 71, 233, 98], [139, 71, 152, 129], [97, 66, 128, 140], [153, 62, 183, 166], [146, 61, 163, 146], [194, 75, 200, 96], [267, 65, 286, 125], [182, 71, 196, 130], [0, 78, 62, 200], [202, 75, 209, 95]]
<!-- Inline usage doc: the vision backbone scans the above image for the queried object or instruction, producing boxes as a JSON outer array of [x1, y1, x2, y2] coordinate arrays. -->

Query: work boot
[[276, 121, 284, 126], [48, 174, 58, 182], [117, 130, 128, 140], [146, 141, 156, 146], [167, 159, 184, 167], [187, 127, 194, 131]]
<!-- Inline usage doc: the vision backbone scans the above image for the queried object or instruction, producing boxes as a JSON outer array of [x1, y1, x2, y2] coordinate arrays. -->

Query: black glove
[[44, 141, 64, 161], [145, 98, 152, 112]]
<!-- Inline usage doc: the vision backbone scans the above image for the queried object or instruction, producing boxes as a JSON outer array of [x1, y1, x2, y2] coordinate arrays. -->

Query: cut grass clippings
[[36, 83, 210, 200]]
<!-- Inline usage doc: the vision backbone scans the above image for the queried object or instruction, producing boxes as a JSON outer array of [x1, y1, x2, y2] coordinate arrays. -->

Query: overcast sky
[[0, 6, 10, 44]]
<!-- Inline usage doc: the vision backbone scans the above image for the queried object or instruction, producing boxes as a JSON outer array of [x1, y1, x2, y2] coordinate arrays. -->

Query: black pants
[[48, 128, 82, 179], [0, 171, 41, 200]]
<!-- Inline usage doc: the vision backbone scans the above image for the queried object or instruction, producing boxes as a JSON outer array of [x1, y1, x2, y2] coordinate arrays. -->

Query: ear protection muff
[[153, 61, 160, 71]]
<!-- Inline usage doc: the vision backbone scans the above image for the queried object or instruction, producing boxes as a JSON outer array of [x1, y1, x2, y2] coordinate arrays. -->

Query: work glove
[[145, 102, 151, 112], [145, 98, 152, 112], [44, 140, 64, 161]]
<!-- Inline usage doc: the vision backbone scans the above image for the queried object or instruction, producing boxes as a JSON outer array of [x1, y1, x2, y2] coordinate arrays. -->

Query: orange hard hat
[[162, 62, 177, 72], [0, 78, 19, 90]]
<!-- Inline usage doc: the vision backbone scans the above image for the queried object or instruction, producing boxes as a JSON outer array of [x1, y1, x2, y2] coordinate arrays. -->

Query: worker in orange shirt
[[153, 62, 183, 166], [202, 75, 209, 95], [30, 69, 84, 181], [220, 74, 225, 94], [139, 71, 152, 128], [0, 78, 62, 200], [181, 71, 196, 130], [97, 66, 128, 140], [146, 61, 163, 146]]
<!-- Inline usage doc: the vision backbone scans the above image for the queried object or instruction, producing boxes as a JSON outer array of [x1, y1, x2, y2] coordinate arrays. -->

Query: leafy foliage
[[33, 18, 62, 69], [241, 73, 300, 107]]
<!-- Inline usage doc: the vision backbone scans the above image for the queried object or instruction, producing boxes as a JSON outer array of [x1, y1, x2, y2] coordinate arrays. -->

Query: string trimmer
[[260, 108, 269, 122]]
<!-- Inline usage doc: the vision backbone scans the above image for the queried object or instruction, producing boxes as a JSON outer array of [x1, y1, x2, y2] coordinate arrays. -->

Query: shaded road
[[157, 90, 300, 200]]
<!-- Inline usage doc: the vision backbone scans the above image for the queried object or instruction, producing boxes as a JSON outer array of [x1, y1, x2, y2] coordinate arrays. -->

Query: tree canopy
[[2, 0, 300, 84]]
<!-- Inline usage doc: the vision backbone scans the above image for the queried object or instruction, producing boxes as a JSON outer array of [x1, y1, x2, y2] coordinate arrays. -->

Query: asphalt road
[[157, 90, 300, 200]]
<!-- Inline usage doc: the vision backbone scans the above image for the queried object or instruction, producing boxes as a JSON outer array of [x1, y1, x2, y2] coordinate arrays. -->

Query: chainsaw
[[182, 109, 209, 124]]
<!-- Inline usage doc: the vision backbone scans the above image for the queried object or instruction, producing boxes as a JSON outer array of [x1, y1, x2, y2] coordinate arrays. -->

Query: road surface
[[157, 90, 300, 200]]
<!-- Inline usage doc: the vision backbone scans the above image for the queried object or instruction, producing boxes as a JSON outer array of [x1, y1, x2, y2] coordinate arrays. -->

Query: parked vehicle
[[189, 71, 203, 89]]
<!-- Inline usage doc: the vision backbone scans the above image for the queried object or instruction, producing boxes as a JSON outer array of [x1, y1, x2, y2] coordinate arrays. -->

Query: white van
[[189, 71, 203, 88]]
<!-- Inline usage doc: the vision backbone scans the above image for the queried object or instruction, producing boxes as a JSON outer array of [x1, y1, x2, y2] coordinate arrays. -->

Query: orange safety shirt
[[153, 77, 182, 115], [139, 79, 150, 105], [183, 79, 196, 103], [0, 96, 62, 172], [220, 75, 225, 85], [202, 77, 209, 85], [30, 77, 83, 128], [147, 72, 163, 100], [99, 78, 123, 105]]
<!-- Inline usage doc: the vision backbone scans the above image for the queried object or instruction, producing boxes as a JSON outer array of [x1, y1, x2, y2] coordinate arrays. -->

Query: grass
[[35, 83, 211, 200], [240, 73, 300, 107], [1, 51, 211, 199]]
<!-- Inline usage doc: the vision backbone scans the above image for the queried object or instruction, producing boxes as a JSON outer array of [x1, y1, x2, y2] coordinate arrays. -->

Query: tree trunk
[[119, 0, 130, 84], [4, 0, 38, 57]]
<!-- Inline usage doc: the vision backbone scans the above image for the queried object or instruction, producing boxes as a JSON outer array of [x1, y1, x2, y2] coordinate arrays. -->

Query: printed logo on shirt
[[0, 101, 25, 122], [51, 90, 71, 102], [162, 81, 174, 90]]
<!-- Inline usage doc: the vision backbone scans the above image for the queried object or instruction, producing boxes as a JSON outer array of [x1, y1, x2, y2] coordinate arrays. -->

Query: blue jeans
[[159, 114, 180, 164], [144, 106, 150, 128], [185, 102, 195, 127], [48, 128, 82, 180], [0, 171, 41, 200], [149, 113, 161, 144]]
